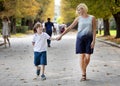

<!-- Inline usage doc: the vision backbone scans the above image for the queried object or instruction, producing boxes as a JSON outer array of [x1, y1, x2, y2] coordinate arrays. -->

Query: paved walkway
[[0, 33, 120, 86]]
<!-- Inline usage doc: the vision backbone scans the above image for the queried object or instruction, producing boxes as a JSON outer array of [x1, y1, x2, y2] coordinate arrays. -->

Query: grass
[[10, 33, 27, 37], [11, 30, 33, 37], [97, 30, 120, 44], [97, 30, 116, 36]]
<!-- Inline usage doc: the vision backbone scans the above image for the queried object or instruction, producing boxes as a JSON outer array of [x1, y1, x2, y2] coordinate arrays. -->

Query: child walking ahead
[[2, 16, 11, 47], [32, 22, 56, 80]]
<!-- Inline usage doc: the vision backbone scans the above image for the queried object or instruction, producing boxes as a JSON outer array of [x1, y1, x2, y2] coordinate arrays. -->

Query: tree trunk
[[103, 19, 110, 36], [10, 17, 16, 34], [0, 18, 2, 29], [26, 19, 33, 30], [113, 12, 120, 38], [0, 1, 4, 11], [21, 18, 26, 26]]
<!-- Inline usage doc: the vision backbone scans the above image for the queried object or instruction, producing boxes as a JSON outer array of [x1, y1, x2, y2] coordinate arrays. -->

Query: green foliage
[[61, 0, 76, 23], [0, 0, 55, 34], [16, 26, 28, 33], [56, 16, 63, 24], [61, 0, 120, 22], [0, 0, 40, 18], [36, 0, 54, 21], [109, 17, 116, 30], [16, 18, 21, 26], [0, 0, 55, 20], [97, 30, 116, 36]]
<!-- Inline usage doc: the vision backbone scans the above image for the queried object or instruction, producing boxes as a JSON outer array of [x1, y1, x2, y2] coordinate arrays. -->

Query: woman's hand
[[91, 41, 95, 49]]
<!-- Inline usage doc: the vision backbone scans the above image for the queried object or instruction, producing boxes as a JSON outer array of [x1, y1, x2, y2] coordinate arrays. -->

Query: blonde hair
[[76, 3, 88, 14]]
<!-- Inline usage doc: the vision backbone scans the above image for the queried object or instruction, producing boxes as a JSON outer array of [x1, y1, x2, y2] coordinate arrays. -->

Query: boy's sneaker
[[48, 44, 51, 47], [36, 69, 40, 76], [41, 74, 46, 80]]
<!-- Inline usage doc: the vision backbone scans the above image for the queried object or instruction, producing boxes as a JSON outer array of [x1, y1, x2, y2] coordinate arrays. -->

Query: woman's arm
[[91, 16, 96, 48], [57, 17, 79, 40]]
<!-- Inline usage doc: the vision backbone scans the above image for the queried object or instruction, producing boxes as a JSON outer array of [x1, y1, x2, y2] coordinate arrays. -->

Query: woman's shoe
[[80, 74, 86, 82]]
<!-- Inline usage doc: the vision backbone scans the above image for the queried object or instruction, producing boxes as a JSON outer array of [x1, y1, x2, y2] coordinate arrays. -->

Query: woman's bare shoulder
[[74, 16, 80, 22]]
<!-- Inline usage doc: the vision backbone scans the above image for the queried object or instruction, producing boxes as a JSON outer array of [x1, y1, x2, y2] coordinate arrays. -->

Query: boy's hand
[[50, 37, 57, 40], [53, 37, 57, 40]]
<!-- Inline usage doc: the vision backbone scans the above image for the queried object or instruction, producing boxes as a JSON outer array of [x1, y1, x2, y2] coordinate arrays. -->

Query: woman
[[2, 16, 11, 47], [57, 3, 96, 81]]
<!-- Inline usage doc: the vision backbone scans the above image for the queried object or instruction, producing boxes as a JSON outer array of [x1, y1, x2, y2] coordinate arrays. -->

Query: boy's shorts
[[34, 51, 47, 66]]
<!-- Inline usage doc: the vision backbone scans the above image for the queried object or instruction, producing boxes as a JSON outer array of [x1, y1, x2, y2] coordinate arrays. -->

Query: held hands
[[50, 35, 62, 41], [51, 35, 62, 41]]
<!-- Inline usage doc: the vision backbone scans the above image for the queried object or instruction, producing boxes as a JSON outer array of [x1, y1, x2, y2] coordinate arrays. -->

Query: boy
[[32, 22, 56, 80]]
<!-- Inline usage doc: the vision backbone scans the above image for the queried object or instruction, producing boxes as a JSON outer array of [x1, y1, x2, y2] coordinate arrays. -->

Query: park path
[[0, 32, 120, 86]]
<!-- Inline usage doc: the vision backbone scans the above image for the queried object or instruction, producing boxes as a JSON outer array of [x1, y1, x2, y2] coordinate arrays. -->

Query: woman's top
[[77, 15, 93, 37]]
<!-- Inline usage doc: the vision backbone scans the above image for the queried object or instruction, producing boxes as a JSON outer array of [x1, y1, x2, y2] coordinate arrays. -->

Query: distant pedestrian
[[53, 27, 57, 35], [45, 18, 55, 47], [2, 16, 11, 47], [53, 22, 59, 35], [97, 18, 103, 35], [60, 23, 66, 34], [32, 22, 56, 80], [57, 3, 96, 81]]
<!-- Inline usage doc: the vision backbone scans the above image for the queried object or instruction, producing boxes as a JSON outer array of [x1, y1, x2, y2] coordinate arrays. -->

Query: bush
[[110, 25, 116, 30], [16, 26, 28, 33]]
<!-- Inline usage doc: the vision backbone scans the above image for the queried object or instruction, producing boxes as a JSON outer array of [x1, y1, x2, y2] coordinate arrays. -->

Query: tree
[[60, 0, 120, 37], [0, 0, 55, 33], [0, 0, 40, 18], [35, 0, 54, 22], [0, 0, 41, 33], [111, 0, 120, 38], [61, 0, 77, 24]]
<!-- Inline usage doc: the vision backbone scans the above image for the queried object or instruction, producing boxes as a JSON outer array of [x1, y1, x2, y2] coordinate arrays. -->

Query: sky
[[55, 0, 61, 6]]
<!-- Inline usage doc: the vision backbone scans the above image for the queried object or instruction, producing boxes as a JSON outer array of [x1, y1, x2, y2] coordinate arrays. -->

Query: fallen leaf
[[5, 68, 9, 70], [58, 84, 61, 85], [104, 64, 108, 67], [106, 73, 112, 75], [20, 79, 24, 81]]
